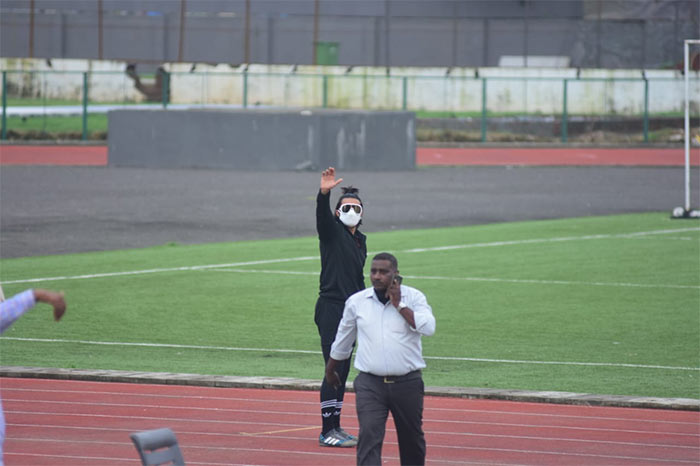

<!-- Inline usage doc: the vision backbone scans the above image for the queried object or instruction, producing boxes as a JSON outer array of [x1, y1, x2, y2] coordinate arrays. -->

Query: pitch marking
[[206, 268, 699, 290], [2, 227, 697, 285], [1, 337, 697, 371]]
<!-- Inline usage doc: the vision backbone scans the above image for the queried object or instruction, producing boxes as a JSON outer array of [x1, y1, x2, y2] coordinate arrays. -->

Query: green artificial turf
[[1, 213, 698, 399]]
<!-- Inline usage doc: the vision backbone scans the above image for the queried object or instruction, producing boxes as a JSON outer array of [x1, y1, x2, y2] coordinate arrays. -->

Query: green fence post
[[480, 78, 487, 142], [402, 76, 407, 110], [1, 71, 7, 140], [82, 72, 89, 141], [561, 79, 568, 143], [243, 70, 248, 108], [322, 75, 328, 108], [161, 70, 169, 109], [643, 78, 649, 143]]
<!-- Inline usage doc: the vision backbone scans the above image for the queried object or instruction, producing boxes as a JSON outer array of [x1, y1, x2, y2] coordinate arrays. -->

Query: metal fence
[[1, 68, 698, 143]]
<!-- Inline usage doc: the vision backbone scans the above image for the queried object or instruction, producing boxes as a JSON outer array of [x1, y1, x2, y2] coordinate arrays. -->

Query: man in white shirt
[[326, 252, 436, 465]]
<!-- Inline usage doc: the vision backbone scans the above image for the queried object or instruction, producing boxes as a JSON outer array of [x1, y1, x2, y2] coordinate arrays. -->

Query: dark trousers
[[316, 297, 353, 433], [320, 343, 352, 415], [353, 371, 426, 466]]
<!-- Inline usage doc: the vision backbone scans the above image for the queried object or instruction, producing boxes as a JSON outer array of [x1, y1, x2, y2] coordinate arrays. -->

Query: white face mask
[[337, 203, 362, 228]]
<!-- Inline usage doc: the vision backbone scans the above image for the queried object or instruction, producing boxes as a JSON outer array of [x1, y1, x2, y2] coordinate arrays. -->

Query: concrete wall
[[3, 58, 698, 115], [108, 109, 415, 171]]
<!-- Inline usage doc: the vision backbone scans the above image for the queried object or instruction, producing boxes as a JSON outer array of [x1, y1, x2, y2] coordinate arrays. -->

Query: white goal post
[[674, 39, 700, 218]]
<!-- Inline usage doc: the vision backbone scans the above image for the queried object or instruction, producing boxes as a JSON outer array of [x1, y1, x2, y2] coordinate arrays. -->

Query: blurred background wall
[[1, 0, 698, 70]]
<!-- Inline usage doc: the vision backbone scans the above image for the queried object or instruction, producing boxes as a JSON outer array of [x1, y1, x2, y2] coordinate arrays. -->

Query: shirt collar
[[366, 288, 389, 305]]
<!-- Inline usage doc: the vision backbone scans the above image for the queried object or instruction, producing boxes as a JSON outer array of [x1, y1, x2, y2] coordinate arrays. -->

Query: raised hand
[[320, 167, 343, 194]]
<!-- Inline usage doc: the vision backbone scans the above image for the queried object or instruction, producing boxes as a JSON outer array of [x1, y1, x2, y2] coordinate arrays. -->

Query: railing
[[0, 69, 696, 143]]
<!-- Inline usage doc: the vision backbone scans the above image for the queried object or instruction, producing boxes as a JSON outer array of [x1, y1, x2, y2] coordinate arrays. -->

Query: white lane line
[[0, 256, 318, 285], [403, 227, 700, 253], [6, 428, 697, 463], [0, 336, 320, 354], [8, 412, 697, 438], [2, 227, 697, 285], [5, 452, 342, 466], [5, 453, 133, 463], [8, 423, 697, 450], [5, 393, 697, 426], [7, 398, 320, 416], [403, 274, 700, 290], [6, 400, 697, 434], [2, 337, 697, 371], [206, 268, 700, 290], [6, 438, 358, 461], [2, 387, 319, 405]]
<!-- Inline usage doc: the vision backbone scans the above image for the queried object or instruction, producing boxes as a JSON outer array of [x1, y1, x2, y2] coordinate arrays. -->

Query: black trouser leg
[[354, 372, 389, 466], [388, 377, 426, 466], [316, 297, 354, 434], [320, 344, 352, 432]]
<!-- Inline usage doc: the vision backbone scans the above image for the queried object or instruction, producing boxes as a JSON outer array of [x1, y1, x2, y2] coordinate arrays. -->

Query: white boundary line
[[0, 256, 318, 285], [2, 227, 698, 285], [5, 431, 697, 464], [207, 268, 700, 290], [1, 337, 697, 371]]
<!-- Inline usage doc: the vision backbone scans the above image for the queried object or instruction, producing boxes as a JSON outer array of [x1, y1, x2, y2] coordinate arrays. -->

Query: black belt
[[363, 370, 421, 384]]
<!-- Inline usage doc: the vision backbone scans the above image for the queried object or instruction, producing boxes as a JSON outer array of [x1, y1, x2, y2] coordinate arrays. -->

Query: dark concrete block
[[108, 109, 415, 171]]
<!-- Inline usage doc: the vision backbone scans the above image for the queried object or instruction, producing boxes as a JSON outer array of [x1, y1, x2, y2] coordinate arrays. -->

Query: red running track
[[0, 146, 107, 166], [416, 147, 700, 166], [1, 145, 698, 166], [2, 378, 698, 465]]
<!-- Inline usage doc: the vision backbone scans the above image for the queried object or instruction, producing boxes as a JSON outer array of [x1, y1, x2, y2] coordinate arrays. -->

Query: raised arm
[[317, 167, 342, 240]]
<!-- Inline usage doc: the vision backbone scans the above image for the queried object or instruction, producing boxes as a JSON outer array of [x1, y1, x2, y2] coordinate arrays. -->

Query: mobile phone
[[393, 274, 403, 285]]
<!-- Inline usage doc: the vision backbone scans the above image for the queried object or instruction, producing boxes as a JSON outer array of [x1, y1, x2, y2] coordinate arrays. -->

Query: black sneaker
[[319, 428, 358, 447], [336, 427, 358, 442]]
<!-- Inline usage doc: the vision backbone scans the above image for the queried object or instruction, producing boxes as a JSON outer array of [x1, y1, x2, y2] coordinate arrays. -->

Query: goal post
[[673, 39, 700, 219]]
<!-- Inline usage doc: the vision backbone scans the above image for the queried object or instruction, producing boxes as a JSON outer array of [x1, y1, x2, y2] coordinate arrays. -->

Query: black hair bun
[[341, 186, 359, 195]]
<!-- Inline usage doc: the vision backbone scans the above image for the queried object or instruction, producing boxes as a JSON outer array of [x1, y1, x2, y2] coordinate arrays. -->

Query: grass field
[[1, 212, 698, 399], [4, 114, 108, 139], [1, 104, 691, 141]]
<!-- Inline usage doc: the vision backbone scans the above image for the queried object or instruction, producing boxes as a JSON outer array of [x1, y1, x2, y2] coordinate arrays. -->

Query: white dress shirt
[[330, 284, 436, 376]]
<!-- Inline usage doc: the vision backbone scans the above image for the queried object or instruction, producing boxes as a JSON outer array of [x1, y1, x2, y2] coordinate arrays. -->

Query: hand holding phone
[[386, 273, 402, 304]]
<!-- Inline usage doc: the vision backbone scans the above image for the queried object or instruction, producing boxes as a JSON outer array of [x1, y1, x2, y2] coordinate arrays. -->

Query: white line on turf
[[402, 227, 700, 252], [2, 227, 698, 285], [0, 256, 318, 285], [206, 268, 699, 289], [1, 337, 697, 371]]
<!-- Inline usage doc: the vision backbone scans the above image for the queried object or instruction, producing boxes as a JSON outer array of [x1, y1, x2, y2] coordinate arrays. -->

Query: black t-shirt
[[316, 190, 367, 303]]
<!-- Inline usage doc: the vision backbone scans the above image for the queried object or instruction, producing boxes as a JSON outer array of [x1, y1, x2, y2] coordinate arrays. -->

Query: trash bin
[[315, 41, 339, 65]]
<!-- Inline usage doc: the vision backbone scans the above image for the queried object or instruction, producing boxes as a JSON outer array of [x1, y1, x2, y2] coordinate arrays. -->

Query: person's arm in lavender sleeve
[[0, 289, 66, 334]]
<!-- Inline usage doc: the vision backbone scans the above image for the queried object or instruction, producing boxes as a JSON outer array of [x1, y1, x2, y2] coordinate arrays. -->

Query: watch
[[397, 301, 408, 310]]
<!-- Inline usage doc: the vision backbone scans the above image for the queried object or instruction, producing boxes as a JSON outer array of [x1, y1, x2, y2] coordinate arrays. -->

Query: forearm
[[325, 357, 340, 377], [398, 292, 435, 336], [316, 190, 335, 238], [398, 306, 416, 329], [32, 289, 66, 321], [325, 356, 345, 387]]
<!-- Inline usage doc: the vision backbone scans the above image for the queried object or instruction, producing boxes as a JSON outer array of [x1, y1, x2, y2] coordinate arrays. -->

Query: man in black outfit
[[315, 167, 367, 447]]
